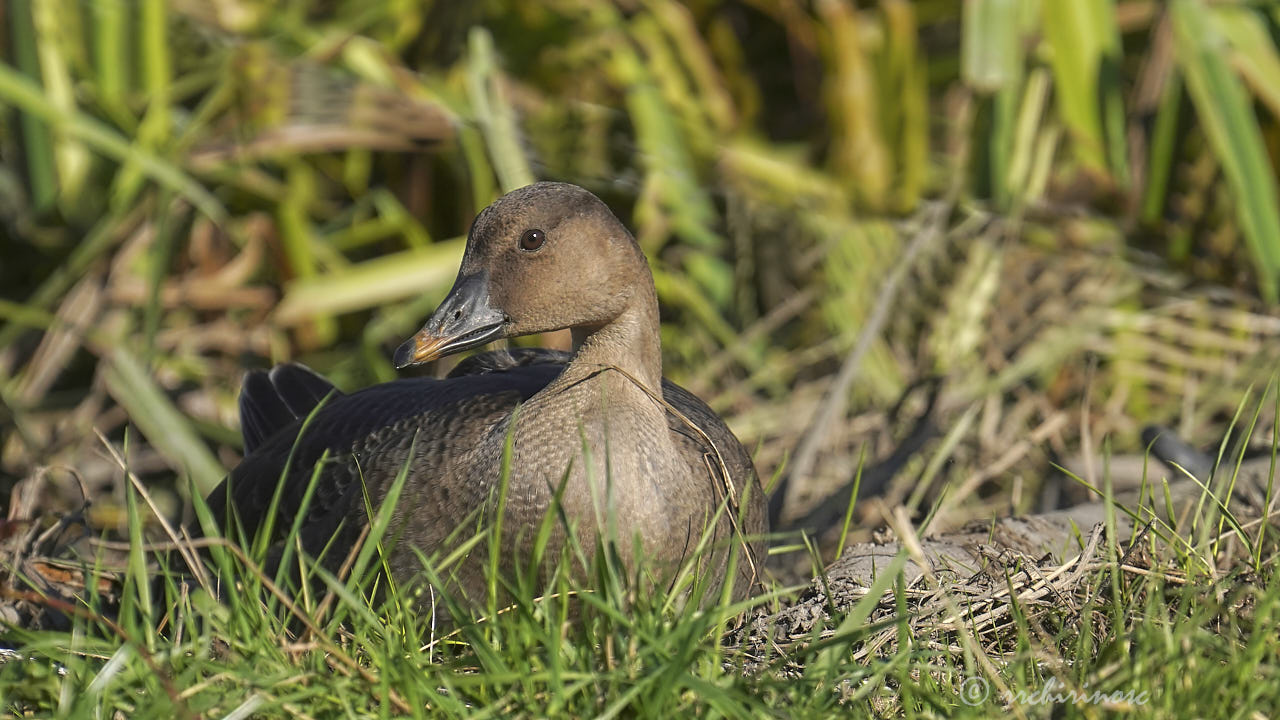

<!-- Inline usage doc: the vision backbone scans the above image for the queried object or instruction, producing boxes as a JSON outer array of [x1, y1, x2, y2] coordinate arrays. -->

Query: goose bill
[[394, 274, 506, 368]]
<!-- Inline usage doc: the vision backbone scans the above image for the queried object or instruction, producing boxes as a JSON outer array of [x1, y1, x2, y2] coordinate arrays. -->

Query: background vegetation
[[3, 0, 1280, 716], [5, 0, 1280, 519]]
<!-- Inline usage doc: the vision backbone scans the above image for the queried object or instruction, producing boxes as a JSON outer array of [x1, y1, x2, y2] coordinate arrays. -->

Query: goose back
[[212, 354, 765, 608]]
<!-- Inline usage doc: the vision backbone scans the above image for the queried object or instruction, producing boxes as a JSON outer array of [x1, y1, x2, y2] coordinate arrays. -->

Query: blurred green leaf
[[593, 4, 719, 251], [468, 26, 534, 193], [1006, 67, 1053, 206], [113, 0, 172, 212], [0, 62, 227, 223], [1173, 0, 1280, 302], [278, 161, 338, 346], [961, 0, 1021, 93], [9, 0, 55, 211], [1215, 5, 1280, 122], [1042, 0, 1128, 183], [881, 0, 928, 212], [274, 239, 465, 325], [91, 0, 131, 115], [30, 0, 92, 209], [1141, 72, 1182, 227], [102, 348, 225, 497], [820, 0, 890, 209], [683, 251, 734, 310]]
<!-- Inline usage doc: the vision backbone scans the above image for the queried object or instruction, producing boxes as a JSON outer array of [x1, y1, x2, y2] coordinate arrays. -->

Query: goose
[[205, 182, 768, 610]]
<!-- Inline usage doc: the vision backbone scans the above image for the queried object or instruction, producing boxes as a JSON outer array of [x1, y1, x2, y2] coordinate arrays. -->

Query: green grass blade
[[123, 447, 154, 640], [350, 439, 416, 593], [811, 551, 907, 678]]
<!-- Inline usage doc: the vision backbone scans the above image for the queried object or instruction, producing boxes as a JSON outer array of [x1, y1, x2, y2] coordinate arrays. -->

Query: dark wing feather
[[238, 370, 294, 454], [238, 362, 343, 454], [269, 363, 342, 418]]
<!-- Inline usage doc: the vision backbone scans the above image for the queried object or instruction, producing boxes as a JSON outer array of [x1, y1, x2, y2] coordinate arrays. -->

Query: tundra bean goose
[[206, 182, 768, 609]]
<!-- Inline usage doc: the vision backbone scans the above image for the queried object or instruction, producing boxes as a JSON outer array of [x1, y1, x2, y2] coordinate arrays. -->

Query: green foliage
[[3, 464, 1280, 717], [4, 2, 1280, 713], [2, 0, 1279, 425], [1171, 0, 1280, 301]]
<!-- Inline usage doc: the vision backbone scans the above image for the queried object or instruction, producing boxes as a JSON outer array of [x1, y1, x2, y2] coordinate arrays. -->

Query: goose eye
[[519, 229, 546, 252]]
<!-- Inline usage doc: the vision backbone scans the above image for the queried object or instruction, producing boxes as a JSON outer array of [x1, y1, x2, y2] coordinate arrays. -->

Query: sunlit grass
[[4, 414, 1280, 716]]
